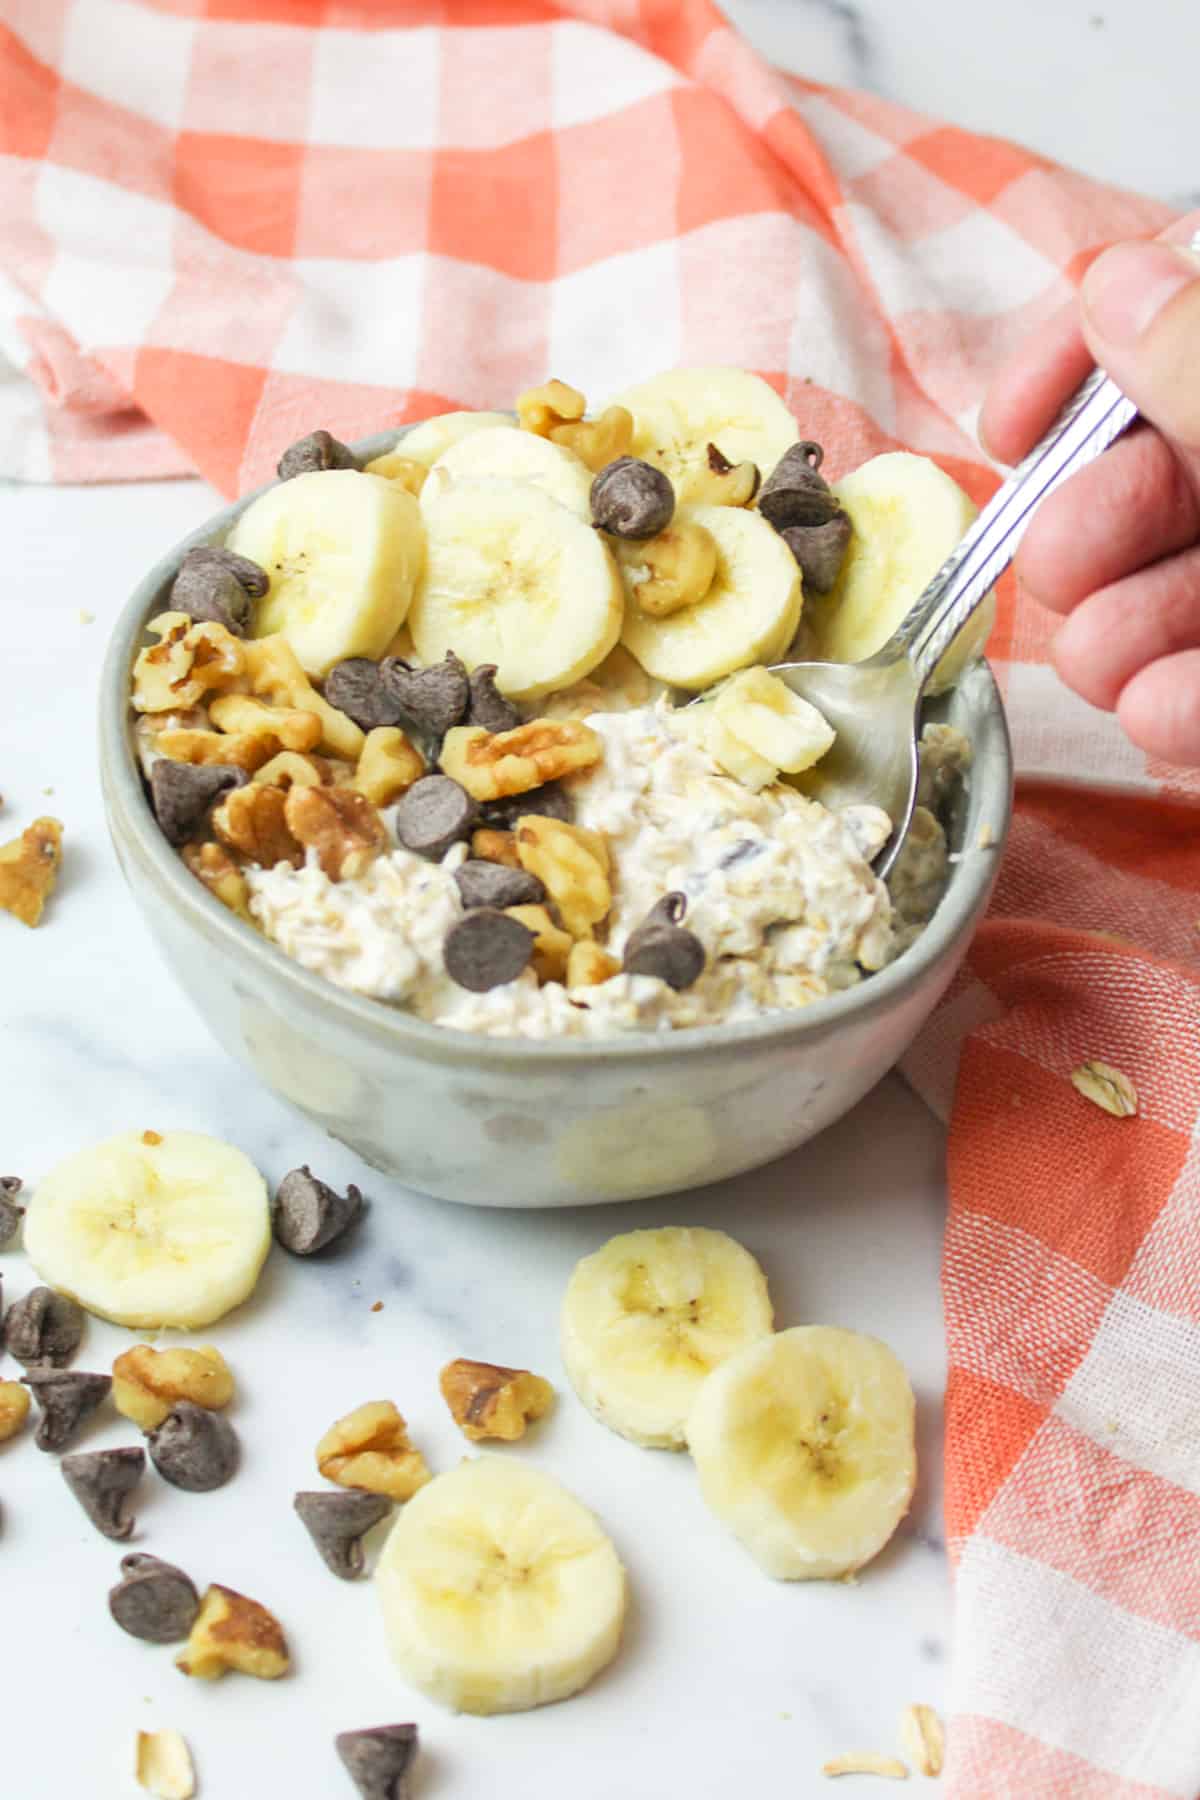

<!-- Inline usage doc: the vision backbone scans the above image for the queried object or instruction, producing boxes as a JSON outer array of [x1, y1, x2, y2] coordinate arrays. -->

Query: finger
[[1013, 426, 1200, 616], [1051, 547, 1200, 711], [1116, 647, 1200, 766], [1080, 233, 1200, 456], [978, 299, 1094, 465]]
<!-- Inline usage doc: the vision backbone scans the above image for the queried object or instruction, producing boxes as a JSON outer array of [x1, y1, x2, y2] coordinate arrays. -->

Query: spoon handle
[[896, 367, 1139, 688]]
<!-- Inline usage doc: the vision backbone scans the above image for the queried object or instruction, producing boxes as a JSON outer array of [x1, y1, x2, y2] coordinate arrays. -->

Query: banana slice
[[23, 1130, 271, 1330], [713, 666, 835, 773], [409, 480, 622, 701], [227, 470, 424, 679], [606, 367, 799, 504], [620, 506, 801, 690], [687, 1326, 916, 1580], [396, 410, 512, 468], [814, 451, 995, 693], [561, 1226, 774, 1449], [419, 426, 593, 519], [376, 1457, 626, 1715]]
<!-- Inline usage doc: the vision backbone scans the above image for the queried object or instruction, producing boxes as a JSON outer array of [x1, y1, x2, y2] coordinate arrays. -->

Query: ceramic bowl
[[99, 434, 1012, 1206]]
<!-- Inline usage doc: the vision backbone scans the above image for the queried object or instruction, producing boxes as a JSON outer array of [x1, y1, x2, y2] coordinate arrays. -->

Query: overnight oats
[[129, 369, 988, 1040]]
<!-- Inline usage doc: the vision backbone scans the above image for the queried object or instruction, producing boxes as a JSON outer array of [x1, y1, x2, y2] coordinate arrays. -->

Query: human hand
[[980, 214, 1200, 765]]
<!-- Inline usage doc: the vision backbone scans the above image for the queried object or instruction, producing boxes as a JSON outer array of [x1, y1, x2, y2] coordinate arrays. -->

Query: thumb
[[1081, 239, 1200, 450]]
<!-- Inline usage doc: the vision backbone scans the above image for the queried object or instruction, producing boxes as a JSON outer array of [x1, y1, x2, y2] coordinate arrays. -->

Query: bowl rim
[[99, 428, 1014, 1070]]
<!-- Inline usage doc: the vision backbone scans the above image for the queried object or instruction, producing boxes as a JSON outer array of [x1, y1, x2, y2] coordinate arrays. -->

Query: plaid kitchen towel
[[3, 3, 1200, 1792]]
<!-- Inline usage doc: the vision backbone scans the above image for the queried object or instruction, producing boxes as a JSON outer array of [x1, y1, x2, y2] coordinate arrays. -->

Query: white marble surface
[[1, 6, 1195, 1798]]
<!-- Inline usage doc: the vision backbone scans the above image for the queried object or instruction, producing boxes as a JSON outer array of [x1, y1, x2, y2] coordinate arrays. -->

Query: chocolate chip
[[466, 664, 522, 733], [4, 1286, 84, 1369], [273, 1166, 364, 1256], [23, 1369, 111, 1451], [591, 456, 675, 539], [324, 659, 406, 731], [190, 545, 271, 598], [294, 1490, 391, 1580], [147, 1401, 239, 1492], [443, 909, 535, 993], [149, 759, 247, 847], [277, 429, 362, 480], [757, 441, 841, 532], [779, 512, 853, 595], [61, 1447, 145, 1540], [169, 545, 269, 635], [482, 779, 573, 829], [0, 1176, 23, 1246], [395, 774, 479, 860], [622, 892, 706, 991], [453, 860, 545, 911], [109, 1554, 200, 1643], [335, 1724, 419, 1800], [382, 651, 470, 738]]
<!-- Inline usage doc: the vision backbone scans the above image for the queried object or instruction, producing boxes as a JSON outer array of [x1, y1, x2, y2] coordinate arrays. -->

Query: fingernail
[[1082, 241, 1200, 348]]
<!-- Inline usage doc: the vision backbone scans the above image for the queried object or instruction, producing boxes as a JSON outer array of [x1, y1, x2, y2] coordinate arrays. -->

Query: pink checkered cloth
[[4, 4, 1200, 1793]]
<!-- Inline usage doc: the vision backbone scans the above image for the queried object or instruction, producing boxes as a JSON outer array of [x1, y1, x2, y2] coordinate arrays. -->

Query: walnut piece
[[0, 1379, 31, 1442], [135, 1728, 196, 1800], [132, 613, 246, 713], [1071, 1060, 1138, 1118], [113, 1344, 234, 1432], [316, 1400, 431, 1501], [284, 786, 386, 881], [899, 1704, 945, 1778], [181, 841, 251, 918], [213, 785, 304, 870], [251, 751, 329, 789], [353, 727, 425, 806], [515, 816, 611, 938], [504, 903, 572, 984], [156, 725, 306, 774], [550, 405, 634, 473], [208, 693, 323, 750], [567, 940, 621, 987], [0, 817, 63, 927], [439, 1358, 554, 1442], [687, 443, 760, 507], [176, 1583, 289, 1681], [440, 719, 602, 802], [620, 521, 718, 617], [363, 450, 428, 496], [517, 379, 586, 436], [241, 634, 364, 761], [471, 827, 522, 869]]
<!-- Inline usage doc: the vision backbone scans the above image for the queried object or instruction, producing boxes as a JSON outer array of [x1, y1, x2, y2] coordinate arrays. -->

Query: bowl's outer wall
[[101, 433, 1012, 1206]]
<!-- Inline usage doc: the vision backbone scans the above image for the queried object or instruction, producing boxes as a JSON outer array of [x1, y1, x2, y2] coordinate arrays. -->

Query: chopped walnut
[[316, 1400, 431, 1501], [0, 1379, 31, 1442], [181, 841, 251, 918], [517, 379, 586, 436], [208, 693, 323, 750], [213, 785, 304, 870], [176, 1584, 289, 1681], [515, 816, 611, 938], [620, 521, 718, 617], [550, 405, 634, 473], [353, 727, 425, 806], [284, 786, 386, 881], [687, 442, 760, 506], [0, 817, 63, 927], [363, 450, 428, 496], [471, 827, 522, 869], [251, 751, 330, 789], [156, 725, 305, 774], [439, 1358, 555, 1442], [567, 940, 621, 987], [135, 1729, 196, 1800], [241, 635, 364, 761], [440, 719, 602, 802], [113, 1344, 234, 1432], [132, 613, 246, 713], [504, 903, 572, 983]]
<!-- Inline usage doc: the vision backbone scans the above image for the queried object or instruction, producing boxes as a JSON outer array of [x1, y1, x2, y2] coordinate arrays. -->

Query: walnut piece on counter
[[112, 1344, 235, 1432], [176, 1584, 289, 1681], [0, 816, 63, 927], [316, 1400, 432, 1501], [439, 1358, 554, 1442]]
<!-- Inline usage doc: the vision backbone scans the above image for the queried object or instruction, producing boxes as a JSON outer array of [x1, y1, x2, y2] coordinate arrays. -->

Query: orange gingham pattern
[[4, 4, 1200, 1792]]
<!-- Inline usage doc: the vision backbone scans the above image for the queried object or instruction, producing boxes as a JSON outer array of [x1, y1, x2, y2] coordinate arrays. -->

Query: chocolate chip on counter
[[147, 1401, 239, 1492], [61, 1446, 145, 1541], [169, 545, 269, 634], [590, 456, 675, 539], [277, 429, 362, 480], [622, 892, 706, 992], [149, 759, 247, 847], [0, 1176, 23, 1246], [109, 1554, 200, 1643], [4, 1286, 84, 1369], [453, 860, 545, 911], [466, 663, 522, 734], [395, 774, 479, 860], [757, 440, 841, 532], [443, 908, 535, 993], [23, 1369, 111, 1452], [294, 1490, 392, 1580], [324, 659, 406, 732], [482, 779, 573, 829], [382, 650, 470, 738], [779, 512, 853, 595], [335, 1724, 419, 1800], [273, 1166, 364, 1256]]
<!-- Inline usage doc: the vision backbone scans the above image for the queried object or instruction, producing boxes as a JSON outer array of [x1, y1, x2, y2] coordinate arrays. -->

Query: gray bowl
[[99, 435, 1012, 1207]]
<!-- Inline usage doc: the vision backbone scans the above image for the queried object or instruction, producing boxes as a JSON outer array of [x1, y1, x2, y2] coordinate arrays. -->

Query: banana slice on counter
[[376, 1457, 626, 1715], [814, 451, 995, 692], [606, 367, 799, 504], [395, 410, 513, 467], [620, 505, 801, 690], [227, 470, 424, 679], [419, 426, 593, 519], [561, 1226, 774, 1449], [409, 480, 623, 700], [687, 1325, 917, 1580], [23, 1130, 271, 1330]]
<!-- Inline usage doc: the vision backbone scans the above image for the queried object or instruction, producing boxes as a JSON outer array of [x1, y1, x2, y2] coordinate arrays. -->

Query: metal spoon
[[761, 364, 1140, 878]]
